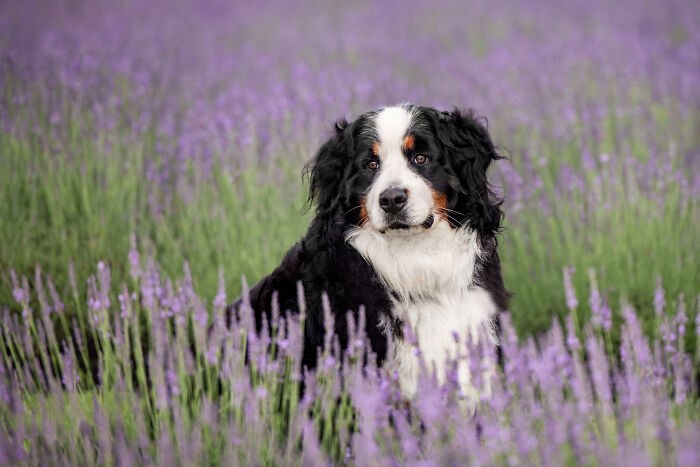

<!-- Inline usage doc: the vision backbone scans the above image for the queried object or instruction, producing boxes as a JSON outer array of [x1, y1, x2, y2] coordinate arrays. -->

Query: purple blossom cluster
[[1, 255, 699, 465]]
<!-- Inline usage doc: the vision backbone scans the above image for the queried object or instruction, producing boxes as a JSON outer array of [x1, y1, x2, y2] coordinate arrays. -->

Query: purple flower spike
[[9, 270, 28, 307], [213, 267, 227, 310], [654, 276, 665, 317], [563, 267, 578, 310], [588, 269, 603, 329], [128, 233, 142, 279]]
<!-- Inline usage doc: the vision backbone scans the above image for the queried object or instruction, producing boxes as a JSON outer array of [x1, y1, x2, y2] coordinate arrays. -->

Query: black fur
[[433, 108, 505, 240], [229, 105, 510, 371]]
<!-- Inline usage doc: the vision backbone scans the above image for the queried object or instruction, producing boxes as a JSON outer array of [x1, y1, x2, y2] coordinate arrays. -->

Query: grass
[[0, 108, 311, 316], [499, 102, 699, 337]]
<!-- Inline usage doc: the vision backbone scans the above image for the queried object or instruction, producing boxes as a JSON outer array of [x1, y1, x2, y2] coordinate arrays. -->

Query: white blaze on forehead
[[374, 106, 413, 153], [364, 105, 435, 230]]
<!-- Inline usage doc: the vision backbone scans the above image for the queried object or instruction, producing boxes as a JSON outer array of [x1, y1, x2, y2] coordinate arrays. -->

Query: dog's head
[[307, 104, 504, 238]]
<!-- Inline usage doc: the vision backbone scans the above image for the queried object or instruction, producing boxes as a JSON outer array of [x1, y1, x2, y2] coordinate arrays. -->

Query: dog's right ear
[[304, 118, 350, 215], [435, 108, 504, 237]]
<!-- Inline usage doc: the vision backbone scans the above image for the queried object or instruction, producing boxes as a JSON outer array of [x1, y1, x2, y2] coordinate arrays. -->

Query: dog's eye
[[413, 154, 429, 165], [368, 160, 380, 170]]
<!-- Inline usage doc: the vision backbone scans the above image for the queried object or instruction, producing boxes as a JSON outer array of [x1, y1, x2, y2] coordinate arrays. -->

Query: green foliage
[[0, 117, 310, 319]]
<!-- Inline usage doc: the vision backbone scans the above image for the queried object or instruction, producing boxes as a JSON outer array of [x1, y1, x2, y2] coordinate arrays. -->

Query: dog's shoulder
[[237, 214, 389, 319], [299, 215, 389, 307]]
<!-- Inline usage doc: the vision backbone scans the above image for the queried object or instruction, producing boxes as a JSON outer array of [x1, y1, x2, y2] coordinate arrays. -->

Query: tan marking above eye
[[371, 141, 381, 155], [403, 135, 415, 150]]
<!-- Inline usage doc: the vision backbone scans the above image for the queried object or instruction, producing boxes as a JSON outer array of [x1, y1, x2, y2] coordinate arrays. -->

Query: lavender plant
[[1, 256, 699, 464]]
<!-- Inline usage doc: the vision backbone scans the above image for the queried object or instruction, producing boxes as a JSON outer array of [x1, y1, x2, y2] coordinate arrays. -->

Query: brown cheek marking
[[371, 141, 381, 155], [431, 189, 449, 222], [403, 135, 415, 150], [359, 196, 368, 226]]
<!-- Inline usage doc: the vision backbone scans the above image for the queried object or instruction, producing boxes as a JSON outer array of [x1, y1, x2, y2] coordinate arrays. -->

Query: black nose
[[379, 187, 409, 214]]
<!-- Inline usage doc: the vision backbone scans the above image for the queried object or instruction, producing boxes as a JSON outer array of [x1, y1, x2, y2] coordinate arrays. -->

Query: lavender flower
[[213, 267, 227, 310], [654, 276, 666, 317], [563, 267, 578, 310], [588, 269, 603, 329], [600, 298, 613, 332], [128, 232, 142, 279]]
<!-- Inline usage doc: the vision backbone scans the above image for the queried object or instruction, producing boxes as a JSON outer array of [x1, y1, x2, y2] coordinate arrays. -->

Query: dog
[[232, 104, 509, 398]]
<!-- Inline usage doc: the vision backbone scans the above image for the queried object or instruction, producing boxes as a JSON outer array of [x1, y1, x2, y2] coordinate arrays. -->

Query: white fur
[[366, 106, 434, 231], [346, 220, 498, 399]]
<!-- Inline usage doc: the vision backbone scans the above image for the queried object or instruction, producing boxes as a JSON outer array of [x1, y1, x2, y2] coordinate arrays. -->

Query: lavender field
[[1, 0, 699, 464]]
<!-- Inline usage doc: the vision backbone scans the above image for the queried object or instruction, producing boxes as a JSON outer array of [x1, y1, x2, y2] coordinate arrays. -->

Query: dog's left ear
[[437, 108, 504, 236], [304, 118, 351, 216]]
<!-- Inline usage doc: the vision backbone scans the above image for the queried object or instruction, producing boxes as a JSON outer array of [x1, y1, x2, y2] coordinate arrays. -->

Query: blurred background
[[1, 0, 698, 338]]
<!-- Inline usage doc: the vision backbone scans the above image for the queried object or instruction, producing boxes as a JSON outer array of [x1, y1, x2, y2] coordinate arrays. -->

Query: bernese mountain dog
[[233, 104, 509, 398]]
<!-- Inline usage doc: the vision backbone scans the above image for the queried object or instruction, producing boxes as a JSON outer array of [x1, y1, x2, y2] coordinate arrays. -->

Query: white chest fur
[[346, 222, 498, 398]]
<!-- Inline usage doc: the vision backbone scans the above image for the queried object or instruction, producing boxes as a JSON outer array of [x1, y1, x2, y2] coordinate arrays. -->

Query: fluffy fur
[[230, 104, 509, 398]]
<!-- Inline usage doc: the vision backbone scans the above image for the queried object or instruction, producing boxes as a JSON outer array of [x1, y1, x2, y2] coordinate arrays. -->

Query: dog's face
[[359, 106, 448, 233], [308, 104, 503, 238]]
